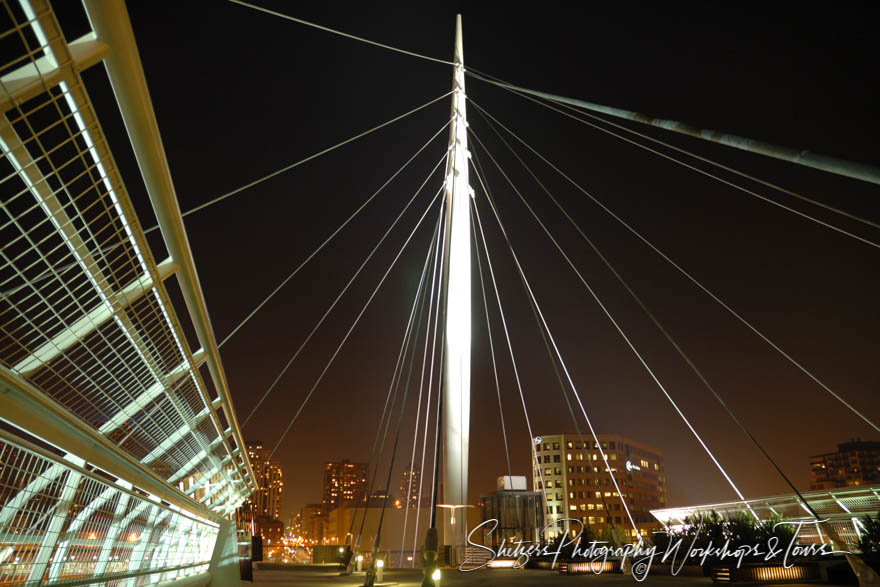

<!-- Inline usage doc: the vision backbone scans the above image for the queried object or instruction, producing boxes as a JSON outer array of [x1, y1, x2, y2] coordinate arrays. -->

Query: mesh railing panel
[[0, 432, 218, 586]]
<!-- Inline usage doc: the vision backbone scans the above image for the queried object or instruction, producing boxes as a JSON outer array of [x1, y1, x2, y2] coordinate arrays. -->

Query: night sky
[[63, 2, 878, 523]]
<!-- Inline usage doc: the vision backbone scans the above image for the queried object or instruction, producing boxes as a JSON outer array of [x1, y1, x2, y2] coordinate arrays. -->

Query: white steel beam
[[27, 464, 85, 584], [140, 405, 210, 465], [5, 0, 252, 508], [0, 367, 221, 523], [82, 0, 258, 491], [0, 32, 108, 111], [97, 348, 205, 435], [12, 258, 180, 376], [441, 14, 471, 566]]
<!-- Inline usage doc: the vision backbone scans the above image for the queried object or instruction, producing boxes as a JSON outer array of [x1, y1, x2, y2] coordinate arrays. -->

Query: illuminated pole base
[[421, 527, 440, 587], [343, 535, 362, 575], [363, 560, 377, 587]]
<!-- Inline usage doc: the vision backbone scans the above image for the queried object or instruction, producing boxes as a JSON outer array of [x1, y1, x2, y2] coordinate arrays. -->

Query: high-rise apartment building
[[399, 467, 421, 508], [810, 439, 880, 489], [532, 433, 666, 540], [246, 441, 268, 477], [243, 441, 283, 522], [322, 460, 368, 512], [258, 461, 283, 520]]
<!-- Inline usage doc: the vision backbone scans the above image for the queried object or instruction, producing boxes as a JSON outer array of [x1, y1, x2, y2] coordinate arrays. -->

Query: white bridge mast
[[441, 13, 471, 566]]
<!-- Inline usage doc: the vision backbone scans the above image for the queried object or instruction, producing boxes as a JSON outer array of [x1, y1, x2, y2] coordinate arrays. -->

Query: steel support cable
[[242, 150, 449, 427], [468, 100, 880, 435], [428, 318, 446, 529], [476, 111, 824, 521], [472, 151, 661, 538], [471, 149, 626, 543], [542, 95, 880, 237], [466, 77, 879, 251], [470, 191, 551, 523], [227, 0, 455, 66], [467, 68, 880, 236], [366, 244, 433, 585], [358, 229, 443, 584], [471, 127, 751, 516], [471, 161, 636, 542], [411, 205, 449, 561], [463, 69, 880, 186], [471, 212, 514, 483], [267, 185, 445, 457], [347, 211, 441, 549], [142, 91, 452, 235], [221, 119, 452, 350], [400, 209, 446, 565], [354, 212, 438, 558]]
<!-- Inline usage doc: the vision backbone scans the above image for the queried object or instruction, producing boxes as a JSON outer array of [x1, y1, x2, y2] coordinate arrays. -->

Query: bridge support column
[[440, 14, 472, 568]]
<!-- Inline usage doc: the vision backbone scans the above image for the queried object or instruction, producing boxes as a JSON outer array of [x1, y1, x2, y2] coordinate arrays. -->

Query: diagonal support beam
[[12, 258, 179, 376], [0, 32, 109, 112]]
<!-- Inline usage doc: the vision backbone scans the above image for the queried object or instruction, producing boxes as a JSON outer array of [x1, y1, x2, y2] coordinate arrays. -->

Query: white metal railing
[[651, 485, 880, 549], [0, 0, 254, 528], [0, 428, 218, 586]]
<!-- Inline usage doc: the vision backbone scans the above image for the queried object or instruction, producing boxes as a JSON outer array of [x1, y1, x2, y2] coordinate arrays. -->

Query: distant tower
[[322, 460, 368, 512]]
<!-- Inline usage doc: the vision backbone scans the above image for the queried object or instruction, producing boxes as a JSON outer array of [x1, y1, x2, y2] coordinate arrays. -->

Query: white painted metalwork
[[651, 485, 880, 549], [440, 14, 471, 565], [1, 0, 253, 512], [0, 428, 218, 585], [0, 1, 256, 583]]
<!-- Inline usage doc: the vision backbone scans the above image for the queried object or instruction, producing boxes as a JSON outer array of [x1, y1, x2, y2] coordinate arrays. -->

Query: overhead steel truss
[[1, 0, 256, 583]]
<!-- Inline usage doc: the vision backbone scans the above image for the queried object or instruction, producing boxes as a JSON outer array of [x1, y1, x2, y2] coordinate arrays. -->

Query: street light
[[376, 558, 384, 583]]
